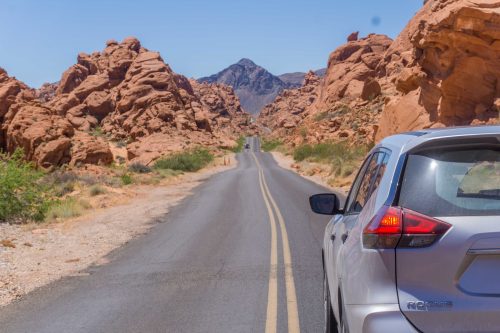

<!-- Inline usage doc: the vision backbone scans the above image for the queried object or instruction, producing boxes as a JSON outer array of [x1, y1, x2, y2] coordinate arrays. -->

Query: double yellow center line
[[252, 152, 300, 333]]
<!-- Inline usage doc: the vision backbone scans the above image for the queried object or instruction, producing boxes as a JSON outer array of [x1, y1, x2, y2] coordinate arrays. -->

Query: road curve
[[0, 137, 335, 333]]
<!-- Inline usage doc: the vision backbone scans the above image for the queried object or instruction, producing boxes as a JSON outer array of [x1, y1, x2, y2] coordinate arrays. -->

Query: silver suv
[[310, 126, 500, 333]]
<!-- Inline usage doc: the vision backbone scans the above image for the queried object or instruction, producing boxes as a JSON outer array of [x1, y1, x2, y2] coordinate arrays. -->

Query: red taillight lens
[[402, 209, 451, 234], [399, 208, 451, 248], [363, 206, 403, 249], [363, 206, 451, 249]]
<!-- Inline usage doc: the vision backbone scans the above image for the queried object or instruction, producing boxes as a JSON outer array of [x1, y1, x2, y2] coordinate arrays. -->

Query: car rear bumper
[[346, 303, 419, 333]]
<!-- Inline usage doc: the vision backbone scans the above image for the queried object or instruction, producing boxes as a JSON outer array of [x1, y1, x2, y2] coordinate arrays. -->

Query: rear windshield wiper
[[457, 189, 500, 200]]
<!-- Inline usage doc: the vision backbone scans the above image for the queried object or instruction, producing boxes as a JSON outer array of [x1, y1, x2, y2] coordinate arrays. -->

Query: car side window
[[344, 154, 373, 213], [347, 152, 390, 214]]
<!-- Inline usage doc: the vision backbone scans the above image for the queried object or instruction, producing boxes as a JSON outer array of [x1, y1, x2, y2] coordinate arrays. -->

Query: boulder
[[70, 132, 113, 166]]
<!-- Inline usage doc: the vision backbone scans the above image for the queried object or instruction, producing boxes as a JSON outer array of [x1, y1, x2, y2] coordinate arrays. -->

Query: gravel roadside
[[0, 159, 235, 307]]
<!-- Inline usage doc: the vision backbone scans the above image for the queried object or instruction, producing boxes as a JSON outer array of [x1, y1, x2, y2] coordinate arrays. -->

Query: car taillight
[[363, 206, 451, 249]]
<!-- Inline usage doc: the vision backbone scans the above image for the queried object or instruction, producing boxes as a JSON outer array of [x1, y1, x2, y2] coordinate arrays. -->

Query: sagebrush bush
[[89, 184, 107, 196], [261, 139, 282, 152], [154, 148, 214, 172], [293, 141, 369, 178], [128, 162, 152, 174], [121, 173, 133, 185], [53, 181, 75, 197], [0, 149, 50, 222]]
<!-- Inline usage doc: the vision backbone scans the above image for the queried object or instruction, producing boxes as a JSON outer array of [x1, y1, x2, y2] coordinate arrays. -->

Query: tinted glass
[[344, 154, 372, 213], [399, 148, 500, 217], [348, 152, 388, 213]]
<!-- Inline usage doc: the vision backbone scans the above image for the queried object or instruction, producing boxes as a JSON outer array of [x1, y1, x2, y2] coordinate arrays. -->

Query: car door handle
[[341, 233, 348, 243]]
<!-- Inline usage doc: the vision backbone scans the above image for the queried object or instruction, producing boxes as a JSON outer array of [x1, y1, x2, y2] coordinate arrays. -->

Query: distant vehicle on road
[[244, 143, 250, 150], [310, 126, 500, 333]]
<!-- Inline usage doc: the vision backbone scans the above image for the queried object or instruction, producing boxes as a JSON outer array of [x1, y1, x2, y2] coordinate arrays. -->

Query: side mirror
[[309, 193, 343, 215]]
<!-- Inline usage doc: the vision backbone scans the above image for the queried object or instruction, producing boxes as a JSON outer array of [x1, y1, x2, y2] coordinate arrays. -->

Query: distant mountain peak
[[198, 59, 286, 115], [236, 58, 257, 67], [198, 59, 326, 115]]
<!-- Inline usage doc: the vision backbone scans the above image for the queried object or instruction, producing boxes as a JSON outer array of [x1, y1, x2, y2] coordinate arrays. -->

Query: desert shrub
[[104, 177, 124, 188], [41, 170, 78, 197], [261, 139, 283, 152], [120, 173, 133, 185], [116, 156, 126, 165], [46, 198, 91, 221], [230, 136, 246, 153], [43, 170, 79, 184], [90, 126, 104, 137], [114, 139, 127, 148], [154, 169, 183, 179], [78, 174, 98, 186], [89, 184, 107, 196], [128, 162, 152, 174], [0, 149, 51, 222], [153, 148, 214, 172], [334, 104, 352, 116], [53, 181, 75, 197], [293, 141, 369, 178], [314, 111, 330, 122], [299, 127, 308, 139]]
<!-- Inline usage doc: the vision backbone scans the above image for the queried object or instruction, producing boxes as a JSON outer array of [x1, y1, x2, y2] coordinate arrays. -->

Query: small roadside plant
[[0, 149, 50, 221], [261, 138, 283, 152], [0, 149, 50, 223], [128, 162, 152, 174], [293, 141, 369, 178], [120, 173, 133, 185], [89, 184, 107, 196], [46, 198, 91, 221], [230, 136, 246, 153], [154, 148, 214, 172], [314, 111, 331, 122], [299, 127, 308, 139], [90, 126, 104, 137]]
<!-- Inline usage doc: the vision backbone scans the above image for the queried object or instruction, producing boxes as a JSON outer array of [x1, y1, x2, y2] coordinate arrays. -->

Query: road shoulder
[[270, 151, 347, 194], [0, 158, 236, 307]]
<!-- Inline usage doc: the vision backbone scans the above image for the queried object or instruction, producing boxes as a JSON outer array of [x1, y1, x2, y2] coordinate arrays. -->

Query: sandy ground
[[271, 151, 348, 194], [0, 158, 235, 307]]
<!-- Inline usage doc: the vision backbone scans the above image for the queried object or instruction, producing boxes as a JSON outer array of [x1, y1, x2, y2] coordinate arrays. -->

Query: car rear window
[[399, 147, 500, 217]]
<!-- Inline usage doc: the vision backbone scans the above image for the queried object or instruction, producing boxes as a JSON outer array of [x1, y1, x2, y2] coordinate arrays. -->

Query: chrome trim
[[467, 248, 500, 255]]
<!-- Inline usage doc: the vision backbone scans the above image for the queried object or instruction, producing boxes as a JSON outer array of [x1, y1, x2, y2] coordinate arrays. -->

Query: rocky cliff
[[0, 38, 250, 167], [376, 0, 500, 139], [259, 0, 500, 146], [258, 34, 391, 145]]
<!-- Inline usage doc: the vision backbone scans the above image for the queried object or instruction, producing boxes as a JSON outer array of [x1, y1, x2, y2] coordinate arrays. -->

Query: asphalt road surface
[[0, 137, 336, 333]]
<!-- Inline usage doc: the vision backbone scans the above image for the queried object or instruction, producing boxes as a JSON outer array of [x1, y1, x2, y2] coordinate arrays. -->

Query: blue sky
[[0, 0, 421, 87]]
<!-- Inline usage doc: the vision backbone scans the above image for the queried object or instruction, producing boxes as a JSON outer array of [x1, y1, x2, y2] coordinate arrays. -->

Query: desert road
[[0, 137, 337, 333]]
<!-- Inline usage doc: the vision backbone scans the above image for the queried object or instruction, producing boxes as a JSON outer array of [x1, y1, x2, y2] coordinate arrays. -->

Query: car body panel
[[397, 216, 500, 333], [320, 126, 500, 332], [346, 304, 418, 333]]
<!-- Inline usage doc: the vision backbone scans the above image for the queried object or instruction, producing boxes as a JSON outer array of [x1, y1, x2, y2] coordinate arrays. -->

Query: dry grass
[[45, 198, 92, 222]]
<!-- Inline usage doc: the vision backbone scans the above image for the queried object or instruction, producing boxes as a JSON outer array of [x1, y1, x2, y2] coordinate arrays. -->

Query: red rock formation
[[347, 31, 359, 42], [35, 82, 58, 103], [258, 35, 391, 145], [317, 34, 392, 108], [259, 0, 499, 146], [0, 38, 248, 167], [376, 0, 500, 139], [259, 71, 321, 132]]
